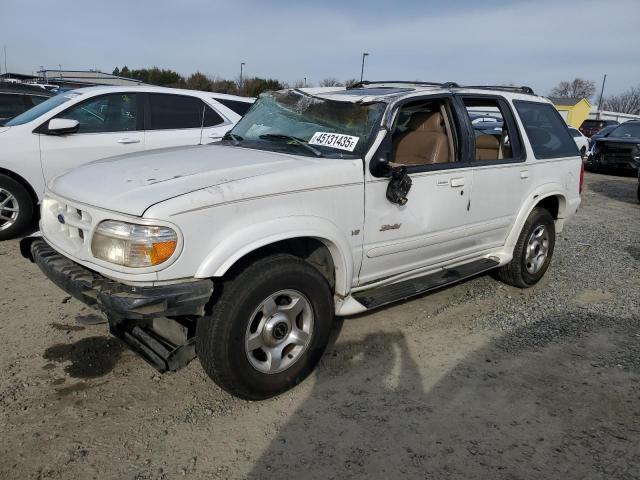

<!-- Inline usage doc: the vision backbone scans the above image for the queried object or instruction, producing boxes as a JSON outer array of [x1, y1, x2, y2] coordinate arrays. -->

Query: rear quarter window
[[513, 101, 579, 159], [216, 98, 253, 116]]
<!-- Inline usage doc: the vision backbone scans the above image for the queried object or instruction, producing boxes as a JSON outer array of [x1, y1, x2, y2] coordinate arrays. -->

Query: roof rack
[[348, 80, 535, 95], [347, 80, 460, 89], [460, 85, 536, 95]]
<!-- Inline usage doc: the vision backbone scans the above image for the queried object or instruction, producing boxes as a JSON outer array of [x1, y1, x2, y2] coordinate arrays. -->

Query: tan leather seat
[[392, 112, 450, 165], [475, 134, 500, 160]]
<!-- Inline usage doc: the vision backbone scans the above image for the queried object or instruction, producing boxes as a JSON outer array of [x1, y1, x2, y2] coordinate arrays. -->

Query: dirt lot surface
[[1, 172, 639, 479]]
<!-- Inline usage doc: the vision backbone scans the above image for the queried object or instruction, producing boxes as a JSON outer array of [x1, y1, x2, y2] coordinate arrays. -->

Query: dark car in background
[[588, 124, 618, 149], [587, 121, 640, 172], [579, 118, 619, 138], [0, 83, 54, 125]]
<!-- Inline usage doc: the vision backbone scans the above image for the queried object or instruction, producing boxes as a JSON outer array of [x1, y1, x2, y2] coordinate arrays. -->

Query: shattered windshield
[[226, 90, 386, 158]]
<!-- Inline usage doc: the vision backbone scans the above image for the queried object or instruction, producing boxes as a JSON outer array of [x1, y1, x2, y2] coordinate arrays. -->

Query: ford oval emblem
[[57, 214, 65, 224]]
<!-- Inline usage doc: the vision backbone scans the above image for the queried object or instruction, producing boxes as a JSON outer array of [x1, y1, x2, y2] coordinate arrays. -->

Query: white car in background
[[567, 126, 589, 158], [0, 86, 253, 239]]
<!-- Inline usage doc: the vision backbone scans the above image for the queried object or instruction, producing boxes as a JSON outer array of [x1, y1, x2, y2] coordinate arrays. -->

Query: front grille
[[42, 196, 93, 250]]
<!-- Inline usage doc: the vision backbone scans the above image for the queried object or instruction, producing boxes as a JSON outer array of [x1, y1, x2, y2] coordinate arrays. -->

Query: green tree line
[[112, 66, 358, 97]]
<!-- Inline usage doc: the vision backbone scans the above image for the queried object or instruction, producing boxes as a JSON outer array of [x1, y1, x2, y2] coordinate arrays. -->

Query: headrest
[[476, 134, 500, 149], [408, 112, 444, 132]]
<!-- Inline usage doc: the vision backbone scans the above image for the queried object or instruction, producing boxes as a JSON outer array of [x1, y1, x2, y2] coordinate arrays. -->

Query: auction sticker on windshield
[[309, 132, 359, 152]]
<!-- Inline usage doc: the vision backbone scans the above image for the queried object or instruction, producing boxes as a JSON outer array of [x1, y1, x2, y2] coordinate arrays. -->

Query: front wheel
[[196, 254, 334, 400], [497, 207, 556, 288], [0, 175, 34, 241]]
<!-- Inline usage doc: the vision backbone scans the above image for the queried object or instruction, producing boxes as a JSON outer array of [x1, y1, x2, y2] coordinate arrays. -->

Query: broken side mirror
[[386, 166, 412, 206]]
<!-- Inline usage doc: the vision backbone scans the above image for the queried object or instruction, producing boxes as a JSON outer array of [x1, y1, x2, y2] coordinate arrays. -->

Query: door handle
[[450, 177, 465, 187], [117, 138, 141, 144], [520, 170, 530, 179]]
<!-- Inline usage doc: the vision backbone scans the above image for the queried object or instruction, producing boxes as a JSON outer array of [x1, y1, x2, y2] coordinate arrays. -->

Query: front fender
[[194, 215, 355, 296]]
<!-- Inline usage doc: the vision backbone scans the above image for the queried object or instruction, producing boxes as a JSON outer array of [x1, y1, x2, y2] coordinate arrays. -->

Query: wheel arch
[[195, 218, 355, 296], [505, 187, 567, 251], [0, 167, 39, 209]]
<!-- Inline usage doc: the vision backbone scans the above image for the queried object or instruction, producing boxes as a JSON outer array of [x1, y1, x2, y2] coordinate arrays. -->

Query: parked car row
[[0, 86, 253, 239]]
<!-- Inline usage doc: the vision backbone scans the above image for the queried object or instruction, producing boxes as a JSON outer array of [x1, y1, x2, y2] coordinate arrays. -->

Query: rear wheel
[[497, 207, 556, 288], [196, 254, 334, 400], [0, 174, 34, 241]]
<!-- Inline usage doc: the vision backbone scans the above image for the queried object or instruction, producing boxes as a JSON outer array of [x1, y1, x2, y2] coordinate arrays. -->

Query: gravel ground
[[0, 171, 639, 479]]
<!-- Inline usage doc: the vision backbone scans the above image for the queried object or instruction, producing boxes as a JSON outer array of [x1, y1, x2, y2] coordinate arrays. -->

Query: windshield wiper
[[222, 132, 243, 145], [259, 133, 323, 157]]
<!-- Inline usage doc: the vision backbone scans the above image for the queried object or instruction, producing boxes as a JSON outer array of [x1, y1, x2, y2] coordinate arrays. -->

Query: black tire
[[0, 174, 34, 241], [497, 207, 556, 288], [196, 254, 334, 400]]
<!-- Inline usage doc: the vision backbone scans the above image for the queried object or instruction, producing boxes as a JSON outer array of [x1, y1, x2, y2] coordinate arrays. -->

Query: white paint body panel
[[41, 87, 582, 314]]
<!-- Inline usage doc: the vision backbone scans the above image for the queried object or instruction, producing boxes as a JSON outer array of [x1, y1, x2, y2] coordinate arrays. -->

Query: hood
[[595, 137, 640, 146], [49, 144, 358, 216], [0, 126, 9, 133]]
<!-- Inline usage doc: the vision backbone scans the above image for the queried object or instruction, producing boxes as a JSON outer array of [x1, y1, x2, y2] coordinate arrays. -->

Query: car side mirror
[[386, 166, 412, 206], [46, 118, 79, 135]]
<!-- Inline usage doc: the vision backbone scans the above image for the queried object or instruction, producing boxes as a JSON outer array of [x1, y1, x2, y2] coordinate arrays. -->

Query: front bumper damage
[[22, 237, 213, 372]]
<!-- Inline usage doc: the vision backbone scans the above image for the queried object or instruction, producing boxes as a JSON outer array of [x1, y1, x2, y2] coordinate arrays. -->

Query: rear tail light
[[579, 162, 585, 194]]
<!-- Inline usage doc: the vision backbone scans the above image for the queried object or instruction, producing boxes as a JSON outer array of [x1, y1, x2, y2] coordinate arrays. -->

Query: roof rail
[[348, 80, 535, 95], [455, 85, 536, 95], [347, 80, 459, 89]]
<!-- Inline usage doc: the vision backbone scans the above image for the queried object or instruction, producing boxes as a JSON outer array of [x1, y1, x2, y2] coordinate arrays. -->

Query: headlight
[[91, 220, 178, 268]]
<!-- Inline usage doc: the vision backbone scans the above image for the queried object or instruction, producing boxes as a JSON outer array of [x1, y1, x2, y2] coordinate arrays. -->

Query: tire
[[0, 174, 34, 241], [497, 207, 556, 288], [196, 254, 334, 400]]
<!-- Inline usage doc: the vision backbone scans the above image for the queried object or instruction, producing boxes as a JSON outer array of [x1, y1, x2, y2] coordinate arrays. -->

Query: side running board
[[353, 258, 499, 310]]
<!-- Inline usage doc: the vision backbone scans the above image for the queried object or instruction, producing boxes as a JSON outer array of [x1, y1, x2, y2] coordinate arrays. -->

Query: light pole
[[360, 52, 369, 83], [597, 73, 607, 119], [240, 62, 245, 92], [304, 77, 307, 87]]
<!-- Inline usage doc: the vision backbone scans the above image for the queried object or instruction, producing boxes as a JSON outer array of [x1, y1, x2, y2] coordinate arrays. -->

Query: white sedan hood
[[49, 144, 355, 216]]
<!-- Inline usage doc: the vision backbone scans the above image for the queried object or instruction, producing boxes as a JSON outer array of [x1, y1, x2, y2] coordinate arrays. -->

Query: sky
[[1, 0, 639, 97]]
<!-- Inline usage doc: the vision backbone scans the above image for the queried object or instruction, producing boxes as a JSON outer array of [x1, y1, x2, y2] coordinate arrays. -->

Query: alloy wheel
[[245, 289, 314, 374]]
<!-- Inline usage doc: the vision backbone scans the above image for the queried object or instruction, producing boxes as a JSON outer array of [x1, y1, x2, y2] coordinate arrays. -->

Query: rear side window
[[514, 101, 578, 159], [148, 94, 204, 130], [203, 105, 224, 127], [216, 98, 252, 116], [462, 96, 523, 161], [581, 120, 603, 128]]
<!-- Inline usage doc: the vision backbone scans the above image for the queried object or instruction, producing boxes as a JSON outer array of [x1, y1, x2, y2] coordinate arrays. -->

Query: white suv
[[0, 86, 253, 239], [23, 81, 583, 399]]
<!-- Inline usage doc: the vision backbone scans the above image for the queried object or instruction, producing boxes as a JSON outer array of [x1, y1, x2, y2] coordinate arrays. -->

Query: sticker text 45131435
[[308, 132, 360, 152]]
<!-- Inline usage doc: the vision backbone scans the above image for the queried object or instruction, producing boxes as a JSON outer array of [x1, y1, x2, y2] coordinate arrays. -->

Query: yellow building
[[549, 97, 592, 128]]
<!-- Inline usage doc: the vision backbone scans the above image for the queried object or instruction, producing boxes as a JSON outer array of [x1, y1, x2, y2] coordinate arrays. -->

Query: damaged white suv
[[23, 81, 583, 399]]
